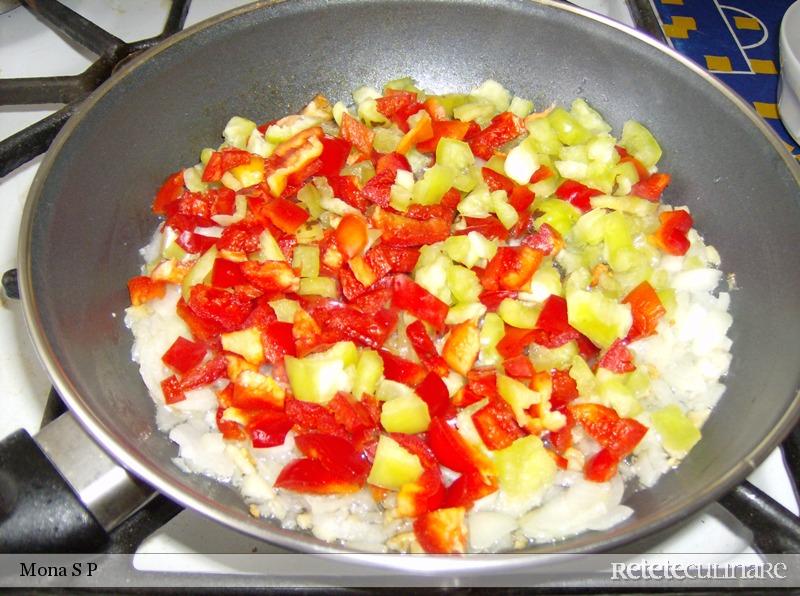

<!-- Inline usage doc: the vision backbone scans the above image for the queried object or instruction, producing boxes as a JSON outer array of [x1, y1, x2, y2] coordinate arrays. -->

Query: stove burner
[[0, 0, 190, 177]]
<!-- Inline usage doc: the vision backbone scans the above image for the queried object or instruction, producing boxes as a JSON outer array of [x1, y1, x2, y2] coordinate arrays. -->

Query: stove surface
[[0, 0, 797, 572]]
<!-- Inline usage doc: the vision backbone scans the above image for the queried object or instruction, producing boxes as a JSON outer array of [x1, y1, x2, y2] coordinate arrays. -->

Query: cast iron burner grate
[[0, 0, 190, 177], [1, 0, 800, 557]]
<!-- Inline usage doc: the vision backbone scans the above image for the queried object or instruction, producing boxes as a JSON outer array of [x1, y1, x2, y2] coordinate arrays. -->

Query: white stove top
[[0, 0, 797, 569]]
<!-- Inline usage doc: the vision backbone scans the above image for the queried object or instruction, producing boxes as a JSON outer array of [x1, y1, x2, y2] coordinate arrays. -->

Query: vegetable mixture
[[126, 78, 730, 553]]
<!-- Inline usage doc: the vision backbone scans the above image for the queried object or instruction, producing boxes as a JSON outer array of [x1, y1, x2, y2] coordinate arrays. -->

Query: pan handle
[[0, 412, 154, 552], [719, 479, 800, 554]]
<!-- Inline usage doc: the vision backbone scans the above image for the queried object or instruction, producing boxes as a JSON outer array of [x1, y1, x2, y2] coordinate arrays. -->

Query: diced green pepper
[[533, 198, 581, 237], [223, 116, 257, 149], [494, 435, 557, 497], [367, 435, 424, 490], [619, 120, 662, 168], [498, 298, 540, 329], [292, 245, 320, 278], [353, 349, 384, 399], [297, 276, 338, 298], [284, 341, 358, 404], [547, 107, 591, 146], [181, 245, 217, 301], [652, 404, 702, 456], [412, 164, 454, 205], [566, 289, 632, 349], [447, 265, 482, 303], [380, 393, 431, 434], [497, 374, 541, 425]]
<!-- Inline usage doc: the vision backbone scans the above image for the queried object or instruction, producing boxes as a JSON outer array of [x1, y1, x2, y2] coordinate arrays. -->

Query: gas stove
[[1, 0, 799, 584]]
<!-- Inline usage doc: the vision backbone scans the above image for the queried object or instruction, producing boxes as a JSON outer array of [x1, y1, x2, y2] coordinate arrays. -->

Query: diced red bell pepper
[[360, 169, 395, 208], [391, 275, 449, 330], [442, 472, 498, 509], [216, 222, 263, 254], [376, 90, 423, 132], [161, 336, 207, 374], [187, 285, 254, 331], [374, 151, 411, 177], [371, 207, 451, 247], [398, 117, 435, 157], [274, 458, 363, 494], [481, 167, 515, 194], [216, 406, 247, 441], [622, 281, 666, 342], [211, 259, 247, 288], [261, 320, 296, 363], [180, 354, 228, 390], [536, 295, 570, 334], [413, 507, 468, 554], [598, 339, 636, 373], [378, 349, 427, 387], [584, 448, 619, 482], [340, 113, 374, 156], [367, 244, 419, 274], [406, 320, 450, 377], [152, 171, 186, 214], [468, 112, 524, 160], [521, 223, 563, 256], [295, 432, 370, 481], [161, 375, 185, 405], [202, 149, 254, 182], [326, 174, 367, 212], [247, 408, 293, 448], [651, 209, 693, 256], [555, 179, 602, 212], [480, 246, 542, 291], [502, 355, 535, 379], [334, 214, 368, 259], [631, 173, 671, 202], [396, 466, 446, 517], [508, 185, 535, 215], [416, 119, 472, 153], [496, 325, 535, 359], [391, 433, 446, 517], [442, 319, 480, 376], [568, 403, 648, 459], [548, 412, 574, 454], [479, 290, 518, 311], [327, 307, 398, 349], [415, 372, 451, 418], [456, 216, 509, 241], [472, 397, 525, 450], [128, 276, 167, 306], [530, 164, 554, 184], [550, 369, 579, 411], [318, 136, 352, 177], [284, 397, 345, 437], [257, 196, 309, 234], [240, 261, 299, 293], [327, 393, 380, 449], [176, 230, 218, 255], [176, 297, 224, 343], [427, 417, 490, 476], [350, 284, 393, 314], [164, 192, 210, 222], [205, 187, 237, 216], [423, 97, 448, 122], [453, 367, 498, 408]]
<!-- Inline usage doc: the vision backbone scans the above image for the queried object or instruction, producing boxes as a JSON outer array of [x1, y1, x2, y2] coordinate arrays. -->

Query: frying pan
[[2, 0, 800, 563]]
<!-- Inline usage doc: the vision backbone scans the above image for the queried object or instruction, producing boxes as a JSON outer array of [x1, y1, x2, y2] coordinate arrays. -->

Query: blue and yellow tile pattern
[[654, 0, 800, 160]]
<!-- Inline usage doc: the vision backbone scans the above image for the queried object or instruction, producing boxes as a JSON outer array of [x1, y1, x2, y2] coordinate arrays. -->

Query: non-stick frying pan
[[3, 0, 800, 563]]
